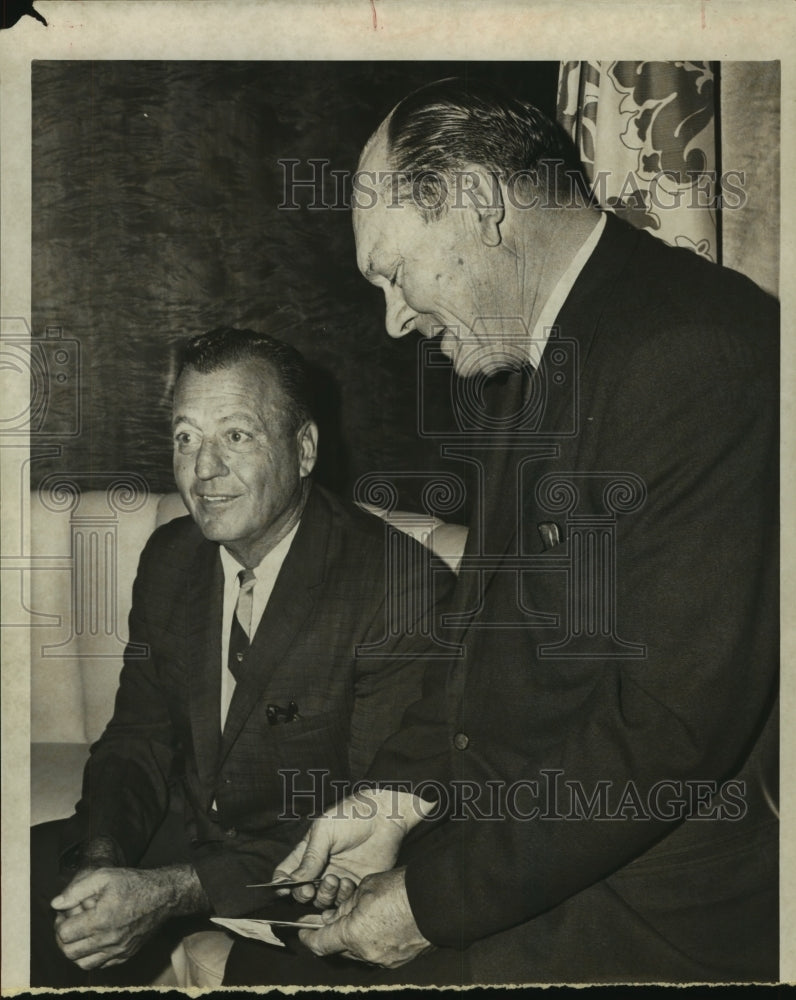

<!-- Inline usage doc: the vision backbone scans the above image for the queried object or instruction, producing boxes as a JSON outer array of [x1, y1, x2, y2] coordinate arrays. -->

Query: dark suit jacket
[[65, 483, 454, 915], [372, 214, 779, 983]]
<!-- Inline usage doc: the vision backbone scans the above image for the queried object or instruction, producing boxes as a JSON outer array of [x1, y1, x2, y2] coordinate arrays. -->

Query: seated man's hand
[[51, 863, 206, 971], [298, 867, 433, 969], [274, 788, 436, 909], [56, 834, 125, 919]]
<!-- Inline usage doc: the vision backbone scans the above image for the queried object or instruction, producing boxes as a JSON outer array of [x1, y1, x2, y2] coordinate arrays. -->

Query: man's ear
[[297, 420, 319, 478], [460, 163, 505, 247]]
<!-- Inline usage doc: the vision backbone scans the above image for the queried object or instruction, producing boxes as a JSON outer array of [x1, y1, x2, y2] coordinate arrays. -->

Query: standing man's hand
[[51, 864, 208, 971], [299, 867, 433, 968], [274, 788, 436, 909]]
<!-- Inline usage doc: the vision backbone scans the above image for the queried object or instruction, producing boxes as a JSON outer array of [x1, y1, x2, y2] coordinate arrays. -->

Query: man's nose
[[194, 438, 228, 480], [384, 285, 416, 339]]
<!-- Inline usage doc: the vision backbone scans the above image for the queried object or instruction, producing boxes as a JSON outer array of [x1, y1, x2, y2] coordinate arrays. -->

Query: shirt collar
[[529, 212, 607, 365], [219, 520, 301, 586]]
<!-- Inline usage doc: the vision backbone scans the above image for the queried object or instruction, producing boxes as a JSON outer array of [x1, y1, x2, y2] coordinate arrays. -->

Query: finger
[[340, 950, 373, 964], [312, 873, 341, 909], [51, 872, 104, 911], [269, 868, 295, 897], [60, 931, 112, 963], [336, 877, 357, 905], [55, 909, 104, 947], [272, 838, 310, 895], [289, 820, 333, 887], [298, 918, 349, 958], [57, 897, 96, 923], [58, 918, 123, 963], [292, 884, 317, 904], [320, 891, 357, 925], [74, 949, 117, 971]]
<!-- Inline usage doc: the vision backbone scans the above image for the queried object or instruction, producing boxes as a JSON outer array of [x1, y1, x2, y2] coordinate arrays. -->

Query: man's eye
[[174, 431, 199, 453], [390, 262, 403, 288], [228, 429, 253, 445]]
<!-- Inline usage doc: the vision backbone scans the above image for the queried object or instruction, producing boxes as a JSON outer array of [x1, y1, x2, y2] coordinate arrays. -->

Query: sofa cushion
[[30, 743, 90, 826], [30, 489, 166, 743]]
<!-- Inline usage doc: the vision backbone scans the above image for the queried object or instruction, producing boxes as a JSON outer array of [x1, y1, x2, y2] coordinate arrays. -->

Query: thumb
[[290, 818, 334, 884], [299, 913, 348, 958], [272, 834, 310, 888], [51, 870, 104, 911], [271, 837, 312, 897]]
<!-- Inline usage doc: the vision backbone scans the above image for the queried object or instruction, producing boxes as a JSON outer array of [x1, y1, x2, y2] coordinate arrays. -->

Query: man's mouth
[[197, 494, 240, 504]]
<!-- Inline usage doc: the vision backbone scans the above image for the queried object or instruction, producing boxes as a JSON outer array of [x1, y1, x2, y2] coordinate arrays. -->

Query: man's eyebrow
[[171, 413, 198, 429], [172, 410, 264, 430], [362, 253, 393, 281], [218, 411, 262, 426]]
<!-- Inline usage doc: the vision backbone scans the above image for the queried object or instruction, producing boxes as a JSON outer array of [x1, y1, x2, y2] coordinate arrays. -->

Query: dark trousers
[[30, 810, 210, 988], [223, 906, 470, 987], [224, 820, 779, 987]]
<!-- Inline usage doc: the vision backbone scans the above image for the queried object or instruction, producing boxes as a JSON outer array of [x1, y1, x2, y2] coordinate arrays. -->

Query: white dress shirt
[[528, 211, 607, 367], [218, 522, 300, 730]]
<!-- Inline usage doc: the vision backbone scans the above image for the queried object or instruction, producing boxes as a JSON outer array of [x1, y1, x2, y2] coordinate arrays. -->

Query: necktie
[[228, 568, 256, 683]]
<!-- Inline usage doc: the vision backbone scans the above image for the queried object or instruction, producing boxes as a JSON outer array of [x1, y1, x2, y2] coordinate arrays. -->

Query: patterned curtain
[[557, 61, 718, 262], [556, 61, 780, 298]]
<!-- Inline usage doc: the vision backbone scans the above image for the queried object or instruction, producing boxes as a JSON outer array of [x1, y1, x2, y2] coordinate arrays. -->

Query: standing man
[[262, 80, 779, 985], [30, 327, 454, 986]]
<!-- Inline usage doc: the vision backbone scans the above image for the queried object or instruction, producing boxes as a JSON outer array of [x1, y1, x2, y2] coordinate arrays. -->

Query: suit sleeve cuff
[[404, 840, 470, 950]]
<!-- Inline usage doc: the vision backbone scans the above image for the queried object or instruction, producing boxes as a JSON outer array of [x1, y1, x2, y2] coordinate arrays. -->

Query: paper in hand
[[211, 915, 324, 948]]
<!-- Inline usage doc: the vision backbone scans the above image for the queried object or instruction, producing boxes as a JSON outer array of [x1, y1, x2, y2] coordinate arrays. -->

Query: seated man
[[30, 327, 454, 987]]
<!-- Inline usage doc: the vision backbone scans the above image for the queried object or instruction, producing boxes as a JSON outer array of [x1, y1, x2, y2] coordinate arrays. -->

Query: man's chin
[[190, 507, 236, 543], [452, 343, 530, 379], [452, 350, 508, 379]]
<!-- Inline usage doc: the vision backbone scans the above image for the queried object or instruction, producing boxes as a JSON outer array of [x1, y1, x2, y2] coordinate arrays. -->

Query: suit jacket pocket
[[274, 709, 351, 794]]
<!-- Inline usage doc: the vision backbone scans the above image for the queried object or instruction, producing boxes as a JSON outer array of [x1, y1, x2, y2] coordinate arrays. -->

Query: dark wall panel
[[32, 60, 559, 515]]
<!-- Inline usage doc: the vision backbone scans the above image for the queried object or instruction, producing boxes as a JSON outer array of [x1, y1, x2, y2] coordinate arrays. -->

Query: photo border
[[2, 0, 793, 989]]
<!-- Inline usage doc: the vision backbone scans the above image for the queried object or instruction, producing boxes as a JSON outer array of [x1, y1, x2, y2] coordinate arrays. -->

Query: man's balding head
[[361, 78, 578, 220], [352, 78, 598, 378]]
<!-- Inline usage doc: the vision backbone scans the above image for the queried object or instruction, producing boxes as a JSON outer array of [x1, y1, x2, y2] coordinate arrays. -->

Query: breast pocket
[[274, 710, 351, 809]]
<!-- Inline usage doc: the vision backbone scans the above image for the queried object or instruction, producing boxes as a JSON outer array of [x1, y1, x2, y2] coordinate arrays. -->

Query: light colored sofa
[[29, 485, 467, 986]]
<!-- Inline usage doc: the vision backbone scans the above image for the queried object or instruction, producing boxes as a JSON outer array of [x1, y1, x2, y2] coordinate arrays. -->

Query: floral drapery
[[557, 60, 719, 262], [556, 61, 779, 298]]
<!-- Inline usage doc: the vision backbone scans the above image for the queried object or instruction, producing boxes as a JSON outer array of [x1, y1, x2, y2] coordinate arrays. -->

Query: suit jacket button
[[224, 826, 237, 838], [236, 651, 244, 663], [223, 777, 232, 785], [453, 732, 469, 751]]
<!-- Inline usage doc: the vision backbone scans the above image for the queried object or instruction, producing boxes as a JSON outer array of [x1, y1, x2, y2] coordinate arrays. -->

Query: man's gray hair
[[382, 77, 582, 219]]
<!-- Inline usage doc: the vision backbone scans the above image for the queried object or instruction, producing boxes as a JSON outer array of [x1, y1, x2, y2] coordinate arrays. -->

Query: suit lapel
[[184, 536, 224, 794], [217, 486, 330, 763], [452, 214, 643, 630]]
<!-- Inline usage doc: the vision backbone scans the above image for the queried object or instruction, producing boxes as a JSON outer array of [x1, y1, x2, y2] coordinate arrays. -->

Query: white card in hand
[[211, 915, 323, 948]]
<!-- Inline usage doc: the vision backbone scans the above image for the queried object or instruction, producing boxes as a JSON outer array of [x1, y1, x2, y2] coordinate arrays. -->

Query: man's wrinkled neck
[[223, 478, 312, 570]]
